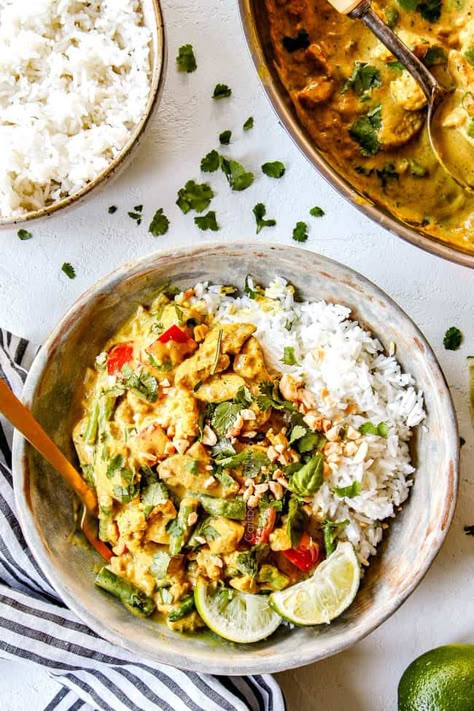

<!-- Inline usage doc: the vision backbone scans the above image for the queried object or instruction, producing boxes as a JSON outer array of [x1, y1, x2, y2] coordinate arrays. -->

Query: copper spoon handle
[[327, 0, 443, 102], [0, 377, 98, 514]]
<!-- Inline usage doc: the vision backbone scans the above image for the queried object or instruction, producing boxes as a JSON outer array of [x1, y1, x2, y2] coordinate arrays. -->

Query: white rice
[[189, 277, 426, 565], [0, 0, 151, 217]]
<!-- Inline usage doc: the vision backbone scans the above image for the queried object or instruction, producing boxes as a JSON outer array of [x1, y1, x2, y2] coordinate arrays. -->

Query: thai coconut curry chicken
[[265, 0, 474, 252]]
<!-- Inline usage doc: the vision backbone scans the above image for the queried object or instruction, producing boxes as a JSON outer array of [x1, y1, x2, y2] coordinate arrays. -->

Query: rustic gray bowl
[[12, 243, 459, 674], [0, 0, 166, 228]]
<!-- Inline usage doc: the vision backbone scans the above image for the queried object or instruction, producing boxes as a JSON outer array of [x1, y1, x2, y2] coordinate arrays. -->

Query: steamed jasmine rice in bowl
[[0, 0, 154, 219], [190, 276, 426, 566]]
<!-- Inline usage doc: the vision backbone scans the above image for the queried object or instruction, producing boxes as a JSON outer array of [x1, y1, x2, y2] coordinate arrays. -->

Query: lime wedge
[[269, 541, 360, 625], [194, 579, 282, 643]]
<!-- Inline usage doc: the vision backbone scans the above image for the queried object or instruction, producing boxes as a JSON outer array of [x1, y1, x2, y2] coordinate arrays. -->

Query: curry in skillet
[[265, 0, 474, 251]]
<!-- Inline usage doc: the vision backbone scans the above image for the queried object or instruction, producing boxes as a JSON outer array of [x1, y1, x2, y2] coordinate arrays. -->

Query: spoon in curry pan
[[327, 0, 474, 193], [0, 377, 112, 562]]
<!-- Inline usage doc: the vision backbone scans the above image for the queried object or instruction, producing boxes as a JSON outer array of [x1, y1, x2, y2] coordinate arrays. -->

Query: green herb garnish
[[343, 62, 381, 97], [334, 481, 361, 498], [292, 221, 308, 242], [149, 208, 170, 236], [287, 454, 324, 497], [256, 381, 296, 412], [201, 149, 220, 173], [443, 326, 463, 351], [107, 205, 117, 214], [281, 346, 299, 366], [213, 83, 232, 99], [376, 162, 399, 189], [349, 105, 381, 156], [61, 262, 76, 279], [465, 48, 474, 66], [17, 229, 32, 240], [176, 44, 197, 73], [219, 130, 232, 145], [244, 274, 264, 300], [286, 496, 308, 547], [309, 206, 325, 217], [194, 211, 219, 231], [261, 161, 286, 179], [424, 46, 447, 66], [323, 519, 349, 556], [253, 203, 276, 234], [243, 116, 254, 131], [176, 180, 214, 213], [221, 157, 254, 191]]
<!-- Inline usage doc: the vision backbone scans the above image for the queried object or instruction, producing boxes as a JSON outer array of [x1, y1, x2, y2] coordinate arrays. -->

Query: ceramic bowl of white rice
[[0, 0, 165, 226], [13, 242, 459, 673]]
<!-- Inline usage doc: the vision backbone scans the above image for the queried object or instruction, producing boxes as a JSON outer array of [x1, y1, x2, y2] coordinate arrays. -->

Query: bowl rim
[[0, 0, 167, 228], [12, 242, 460, 673], [237, 0, 474, 270]]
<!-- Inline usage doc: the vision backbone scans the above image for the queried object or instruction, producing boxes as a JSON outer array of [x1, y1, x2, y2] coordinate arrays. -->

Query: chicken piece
[[304, 43, 329, 73], [158, 442, 220, 495], [129, 422, 170, 466], [297, 78, 335, 109], [207, 517, 245, 555], [233, 336, 271, 381], [194, 373, 246, 403], [154, 386, 199, 440], [269, 526, 292, 552], [174, 323, 256, 390], [448, 50, 474, 89], [229, 575, 258, 594], [390, 72, 427, 111], [378, 103, 425, 149], [195, 549, 223, 581], [145, 500, 177, 544], [109, 543, 158, 596], [167, 610, 205, 633], [115, 501, 147, 552], [147, 337, 197, 370]]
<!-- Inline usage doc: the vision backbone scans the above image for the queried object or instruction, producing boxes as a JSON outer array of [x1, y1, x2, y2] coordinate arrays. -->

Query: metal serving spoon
[[327, 0, 474, 192], [0, 378, 112, 561]]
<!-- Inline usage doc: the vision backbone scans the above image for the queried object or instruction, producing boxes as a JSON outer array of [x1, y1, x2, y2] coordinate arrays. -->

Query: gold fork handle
[[0, 377, 98, 514]]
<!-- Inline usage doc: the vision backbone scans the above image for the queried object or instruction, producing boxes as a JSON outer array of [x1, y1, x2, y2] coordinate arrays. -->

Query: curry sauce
[[265, 0, 474, 251]]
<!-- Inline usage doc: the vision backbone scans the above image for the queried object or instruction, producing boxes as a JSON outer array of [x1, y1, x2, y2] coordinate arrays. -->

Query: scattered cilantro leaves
[[211, 402, 244, 437], [334, 481, 361, 498], [465, 48, 474, 66], [185, 459, 199, 475], [253, 203, 276, 234], [121, 365, 159, 403], [194, 210, 219, 231], [107, 205, 117, 214], [176, 44, 197, 73], [256, 381, 296, 412], [343, 62, 381, 97], [292, 221, 308, 242], [106, 454, 125, 479], [286, 497, 308, 547], [282, 29, 310, 53], [221, 157, 254, 191], [387, 60, 404, 71], [443, 326, 463, 351], [397, 0, 442, 22], [176, 180, 214, 213], [309, 206, 324, 217], [201, 149, 220, 173], [424, 46, 446, 66], [17, 229, 32, 240], [150, 550, 171, 580], [128, 209, 142, 225], [385, 6, 399, 28], [213, 83, 232, 99], [244, 274, 265, 300], [219, 130, 232, 145], [376, 162, 399, 190], [349, 105, 381, 156], [408, 160, 428, 177], [61, 262, 76, 279], [243, 116, 254, 131], [281, 346, 299, 366], [149, 208, 170, 236], [261, 161, 286, 179]]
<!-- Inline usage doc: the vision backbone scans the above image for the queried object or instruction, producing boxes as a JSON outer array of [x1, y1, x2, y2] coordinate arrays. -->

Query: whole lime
[[398, 644, 474, 711]]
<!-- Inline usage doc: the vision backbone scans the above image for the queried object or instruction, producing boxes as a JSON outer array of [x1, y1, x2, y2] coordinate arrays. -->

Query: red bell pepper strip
[[106, 343, 133, 375], [245, 506, 276, 545], [282, 532, 320, 572], [157, 324, 192, 344]]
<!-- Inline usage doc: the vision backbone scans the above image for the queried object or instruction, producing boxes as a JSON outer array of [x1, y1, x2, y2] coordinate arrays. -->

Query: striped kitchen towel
[[0, 330, 285, 711]]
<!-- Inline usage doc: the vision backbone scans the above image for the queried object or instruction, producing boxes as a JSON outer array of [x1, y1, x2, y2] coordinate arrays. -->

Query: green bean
[[83, 395, 100, 445], [167, 594, 195, 623], [98, 502, 114, 542], [168, 498, 198, 556], [192, 493, 246, 520], [95, 567, 155, 617]]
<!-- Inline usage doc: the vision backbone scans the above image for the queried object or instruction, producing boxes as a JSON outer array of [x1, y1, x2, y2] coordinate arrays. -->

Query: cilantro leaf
[[385, 6, 399, 28], [297, 430, 321, 454], [221, 157, 254, 191], [141, 480, 169, 516], [387, 60, 404, 71], [286, 496, 308, 547], [443, 326, 463, 351], [108, 205, 117, 214], [176, 44, 197, 73], [349, 105, 381, 156], [465, 48, 474, 66], [106, 454, 125, 479], [176, 180, 214, 213], [211, 402, 244, 437], [150, 550, 171, 579], [194, 210, 219, 231], [149, 208, 170, 236], [418, 0, 442, 22], [213, 83, 232, 99], [408, 160, 428, 177], [128, 211, 142, 224], [253, 203, 276, 234], [201, 150, 220, 173], [292, 221, 308, 242], [185, 460, 199, 475], [243, 116, 254, 131], [282, 29, 310, 53], [256, 381, 296, 412], [309, 206, 324, 217], [121, 365, 159, 403], [424, 46, 446, 66], [212, 438, 236, 459], [234, 385, 253, 406], [61, 262, 76, 279], [261, 161, 286, 179], [17, 229, 33, 240], [334, 481, 361, 498], [281, 346, 299, 366], [113, 483, 138, 504], [343, 63, 381, 96], [376, 162, 399, 190], [323, 519, 349, 556], [219, 130, 232, 145], [288, 424, 307, 445]]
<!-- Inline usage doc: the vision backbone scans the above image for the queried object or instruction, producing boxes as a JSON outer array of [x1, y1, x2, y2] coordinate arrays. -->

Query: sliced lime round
[[194, 579, 282, 643], [269, 541, 360, 625]]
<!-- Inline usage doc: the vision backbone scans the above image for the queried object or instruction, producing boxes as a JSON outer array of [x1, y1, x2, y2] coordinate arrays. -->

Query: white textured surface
[[0, 1, 473, 709]]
